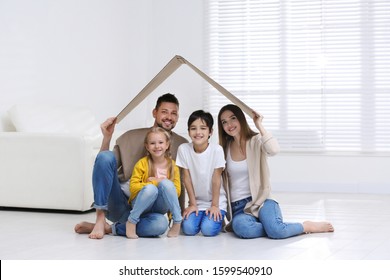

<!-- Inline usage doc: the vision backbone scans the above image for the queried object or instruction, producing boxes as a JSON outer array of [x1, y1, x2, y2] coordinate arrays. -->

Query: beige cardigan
[[224, 132, 280, 231]]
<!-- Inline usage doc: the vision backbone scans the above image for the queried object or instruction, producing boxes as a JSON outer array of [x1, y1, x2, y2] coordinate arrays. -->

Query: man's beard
[[156, 121, 174, 132]]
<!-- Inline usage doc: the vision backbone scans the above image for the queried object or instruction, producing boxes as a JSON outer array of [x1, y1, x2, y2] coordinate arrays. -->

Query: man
[[74, 93, 188, 239]]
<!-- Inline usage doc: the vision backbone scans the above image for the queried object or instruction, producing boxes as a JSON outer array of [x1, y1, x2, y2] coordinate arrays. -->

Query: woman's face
[[220, 110, 241, 138]]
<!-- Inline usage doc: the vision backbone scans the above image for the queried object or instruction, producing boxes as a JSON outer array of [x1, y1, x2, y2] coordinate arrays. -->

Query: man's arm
[[99, 117, 117, 152]]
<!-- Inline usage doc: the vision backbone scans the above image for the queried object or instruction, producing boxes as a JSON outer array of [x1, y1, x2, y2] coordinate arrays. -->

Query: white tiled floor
[[1, 192, 390, 260]]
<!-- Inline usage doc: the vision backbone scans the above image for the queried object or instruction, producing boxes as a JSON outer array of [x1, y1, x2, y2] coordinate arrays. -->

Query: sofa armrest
[[0, 132, 98, 211]]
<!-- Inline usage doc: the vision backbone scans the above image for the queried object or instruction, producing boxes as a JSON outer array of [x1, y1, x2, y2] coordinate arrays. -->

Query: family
[[75, 93, 334, 240]]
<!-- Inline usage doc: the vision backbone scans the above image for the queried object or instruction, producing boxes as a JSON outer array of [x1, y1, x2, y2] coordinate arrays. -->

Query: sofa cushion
[[7, 104, 100, 136]]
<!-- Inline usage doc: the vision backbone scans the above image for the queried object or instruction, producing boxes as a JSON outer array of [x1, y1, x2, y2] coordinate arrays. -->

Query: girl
[[218, 104, 334, 239], [176, 110, 227, 236], [114, 127, 182, 238]]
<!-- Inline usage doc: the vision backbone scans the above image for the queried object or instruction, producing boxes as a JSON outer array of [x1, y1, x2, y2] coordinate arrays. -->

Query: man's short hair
[[155, 93, 179, 109]]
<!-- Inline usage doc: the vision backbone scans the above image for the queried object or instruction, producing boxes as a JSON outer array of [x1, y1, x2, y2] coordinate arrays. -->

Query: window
[[204, 0, 390, 153]]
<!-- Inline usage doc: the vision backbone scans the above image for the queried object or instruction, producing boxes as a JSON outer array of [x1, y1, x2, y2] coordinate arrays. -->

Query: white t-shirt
[[176, 142, 227, 211], [226, 148, 251, 203]]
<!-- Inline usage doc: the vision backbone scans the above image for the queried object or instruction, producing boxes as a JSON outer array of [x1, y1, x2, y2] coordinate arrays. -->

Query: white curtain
[[204, 0, 390, 153]]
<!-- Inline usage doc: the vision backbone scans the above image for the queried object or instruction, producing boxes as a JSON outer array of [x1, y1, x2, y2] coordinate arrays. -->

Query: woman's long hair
[[144, 127, 174, 179], [217, 104, 257, 151]]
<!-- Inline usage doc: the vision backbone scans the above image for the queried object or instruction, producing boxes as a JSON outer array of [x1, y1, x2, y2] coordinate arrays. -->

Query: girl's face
[[145, 132, 169, 158], [220, 110, 241, 138], [188, 118, 212, 146]]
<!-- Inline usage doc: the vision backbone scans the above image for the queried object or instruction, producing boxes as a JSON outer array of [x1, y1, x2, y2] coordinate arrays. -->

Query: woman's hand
[[206, 205, 222, 221], [183, 205, 198, 219], [252, 111, 266, 136]]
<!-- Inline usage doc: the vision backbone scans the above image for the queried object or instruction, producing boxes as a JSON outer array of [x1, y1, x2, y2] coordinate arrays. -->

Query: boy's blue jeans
[[231, 197, 304, 239], [182, 210, 226, 237]]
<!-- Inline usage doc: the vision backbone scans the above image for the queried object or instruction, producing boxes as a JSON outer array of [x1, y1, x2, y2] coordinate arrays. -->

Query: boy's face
[[153, 102, 179, 131], [188, 118, 212, 146]]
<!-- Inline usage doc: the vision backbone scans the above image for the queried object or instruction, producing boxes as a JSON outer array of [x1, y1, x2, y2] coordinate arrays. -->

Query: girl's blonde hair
[[144, 127, 174, 179]]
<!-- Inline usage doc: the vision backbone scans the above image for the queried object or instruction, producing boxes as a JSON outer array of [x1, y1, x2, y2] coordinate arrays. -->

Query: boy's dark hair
[[155, 93, 179, 109], [187, 110, 214, 131]]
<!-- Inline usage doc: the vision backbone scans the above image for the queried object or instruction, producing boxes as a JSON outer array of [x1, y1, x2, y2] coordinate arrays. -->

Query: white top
[[176, 142, 227, 211], [226, 148, 251, 203]]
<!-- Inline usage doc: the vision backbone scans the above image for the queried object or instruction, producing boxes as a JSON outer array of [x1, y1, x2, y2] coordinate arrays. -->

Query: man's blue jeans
[[231, 197, 304, 239], [92, 151, 130, 223], [182, 210, 226, 237]]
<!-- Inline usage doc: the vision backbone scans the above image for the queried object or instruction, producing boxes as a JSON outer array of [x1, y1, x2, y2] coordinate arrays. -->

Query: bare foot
[[126, 221, 138, 239], [303, 221, 334, 233], [88, 210, 109, 239], [74, 221, 111, 235], [167, 223, 181, 238], [74, 221, 95, 234]]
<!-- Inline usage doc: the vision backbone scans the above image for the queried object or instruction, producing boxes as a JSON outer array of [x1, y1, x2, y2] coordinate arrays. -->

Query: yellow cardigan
[[129, 156, 181, 202]]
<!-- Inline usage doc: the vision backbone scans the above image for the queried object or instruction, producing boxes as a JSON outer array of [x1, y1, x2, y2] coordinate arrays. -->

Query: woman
[[218, 104, 334, 239]]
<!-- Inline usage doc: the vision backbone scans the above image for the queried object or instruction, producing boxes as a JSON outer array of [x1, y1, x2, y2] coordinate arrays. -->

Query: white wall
[[1, 0, 388, 194], [0, 0, 204, 133]]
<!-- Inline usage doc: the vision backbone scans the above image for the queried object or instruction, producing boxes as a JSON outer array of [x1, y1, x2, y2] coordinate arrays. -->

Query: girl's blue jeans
[[182, 210, 226, 237], [113, 179, 182, 237], [231, 197, 304, 239], [92, 151, 174, 237]]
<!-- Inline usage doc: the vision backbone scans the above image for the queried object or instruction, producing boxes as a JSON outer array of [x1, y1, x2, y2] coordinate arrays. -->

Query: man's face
[[153, 102, 179, 131]]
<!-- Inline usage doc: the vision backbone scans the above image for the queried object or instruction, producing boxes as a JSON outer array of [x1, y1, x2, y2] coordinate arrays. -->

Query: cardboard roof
[[116, 55, 253, 123]]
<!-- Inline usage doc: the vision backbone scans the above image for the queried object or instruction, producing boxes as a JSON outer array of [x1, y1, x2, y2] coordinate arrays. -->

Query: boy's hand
[[206, 205, 222, 221], [183, 205, 198, 219]]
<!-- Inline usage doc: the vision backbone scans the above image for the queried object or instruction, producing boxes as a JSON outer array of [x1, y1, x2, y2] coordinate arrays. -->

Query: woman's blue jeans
[[231, 197, 304, 239], [113, 179, 182, 237], [182, 210, 226, 237]]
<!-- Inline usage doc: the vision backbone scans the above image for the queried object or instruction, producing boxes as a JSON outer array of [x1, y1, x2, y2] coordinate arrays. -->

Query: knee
[[200, 214, 223, 237], [232, 214, 261, 239], [264, 224, 290, 239], [138, 213, 168, 237], [148, 214, 169, 236], [95, 151, 116, 168], [181, 220, 199, 236], [139, 184, 159, 200], [158, 179, 176, 193], [232, 216, 248, 238], [201, 222, 222, 237]]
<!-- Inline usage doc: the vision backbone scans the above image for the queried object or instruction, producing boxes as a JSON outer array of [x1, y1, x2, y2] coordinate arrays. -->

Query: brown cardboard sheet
[[116, 55, 253, 123]]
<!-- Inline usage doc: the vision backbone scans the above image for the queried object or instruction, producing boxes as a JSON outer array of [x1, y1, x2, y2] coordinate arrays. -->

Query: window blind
[[204, 0, 390, 153]]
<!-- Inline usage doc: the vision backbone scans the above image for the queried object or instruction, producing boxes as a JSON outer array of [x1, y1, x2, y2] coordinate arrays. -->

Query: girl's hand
[[146, 177, 157, 182], [183, 205, 198, 219], [206, 206, 222, 221]]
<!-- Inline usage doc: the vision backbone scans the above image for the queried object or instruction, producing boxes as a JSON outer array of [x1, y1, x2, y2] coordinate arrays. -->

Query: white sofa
[[0, 104, 103, 211]]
